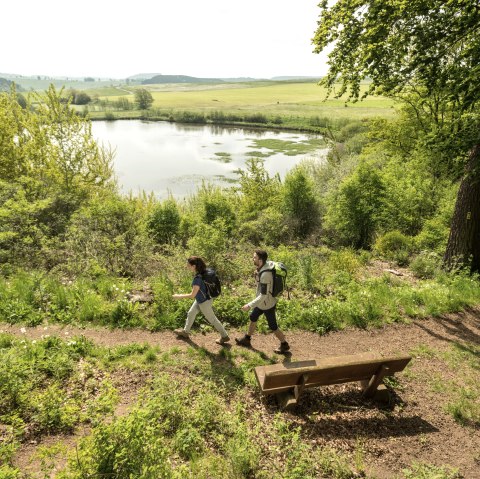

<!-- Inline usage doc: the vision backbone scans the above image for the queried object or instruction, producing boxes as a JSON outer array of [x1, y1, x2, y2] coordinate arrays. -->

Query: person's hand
[[241, 304, 250, 312], [172, 294, 182, 300]]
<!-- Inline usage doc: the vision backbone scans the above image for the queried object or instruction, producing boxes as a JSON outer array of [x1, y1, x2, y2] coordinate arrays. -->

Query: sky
[[2, 1, 330, 79]]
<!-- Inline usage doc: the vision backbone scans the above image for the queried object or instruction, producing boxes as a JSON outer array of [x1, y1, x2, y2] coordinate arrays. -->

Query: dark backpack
[[201, 268, 221, 298], [260, 261, 288, 297]]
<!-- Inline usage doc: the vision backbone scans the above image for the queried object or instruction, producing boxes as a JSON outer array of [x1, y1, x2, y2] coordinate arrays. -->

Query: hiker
[[236, 250, 290, 353], [173, 256, 230, 345]]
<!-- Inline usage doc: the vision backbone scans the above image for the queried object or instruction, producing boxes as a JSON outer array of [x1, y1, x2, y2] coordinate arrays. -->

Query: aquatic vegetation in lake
[[250, 138, 326, 156], [245, 150, 272, 158], [211, 152, 233, 163]]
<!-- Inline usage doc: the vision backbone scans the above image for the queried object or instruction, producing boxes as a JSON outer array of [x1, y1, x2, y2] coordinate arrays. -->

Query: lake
[[91, 120, 327, 199]]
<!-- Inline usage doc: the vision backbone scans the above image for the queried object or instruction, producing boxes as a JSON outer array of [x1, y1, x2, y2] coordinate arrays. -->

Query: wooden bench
[[254, 352, 412, 409]]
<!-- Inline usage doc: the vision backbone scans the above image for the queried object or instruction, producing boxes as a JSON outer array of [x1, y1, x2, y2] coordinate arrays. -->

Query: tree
[[326, 160, 385, 249], [313, 0, 480, 272], [0, 85, 115, 267], [74, 92, 91, 105], [134, 88, 154, 110], [283, 167, 319, 239]]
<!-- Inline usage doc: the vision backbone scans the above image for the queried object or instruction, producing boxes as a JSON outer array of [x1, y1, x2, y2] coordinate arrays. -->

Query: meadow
[[81, 80, 397, 126]]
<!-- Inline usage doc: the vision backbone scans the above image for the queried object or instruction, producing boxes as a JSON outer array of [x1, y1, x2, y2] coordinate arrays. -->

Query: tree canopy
[[313, 0, 480, 111], [313, 0, 480, 272]]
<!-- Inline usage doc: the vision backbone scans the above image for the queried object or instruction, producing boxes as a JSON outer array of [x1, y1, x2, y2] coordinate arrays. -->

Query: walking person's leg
[[235, 308, 261, 347], [175, 300, 200, 338], [264, 306, 290, 353], [198, 300, 230, 343]]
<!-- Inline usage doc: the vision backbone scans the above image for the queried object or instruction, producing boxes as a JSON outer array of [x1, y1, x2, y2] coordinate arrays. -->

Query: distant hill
[[0, 77, 24, 92], [143, 75, 225, 85], [127, 73, 162, 81], [271, 76, 322, 81]]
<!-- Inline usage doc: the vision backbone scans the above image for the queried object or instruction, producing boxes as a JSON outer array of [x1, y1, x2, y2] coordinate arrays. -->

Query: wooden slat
[[254, 353, 411, 395]]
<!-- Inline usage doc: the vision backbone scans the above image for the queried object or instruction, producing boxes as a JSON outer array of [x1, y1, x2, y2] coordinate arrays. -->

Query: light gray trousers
[[184, 299, 228, 338]]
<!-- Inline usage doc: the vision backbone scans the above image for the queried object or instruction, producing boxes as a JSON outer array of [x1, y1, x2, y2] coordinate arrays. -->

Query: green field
[[79, 81, 397, 125], [11, 76, 396, 127]]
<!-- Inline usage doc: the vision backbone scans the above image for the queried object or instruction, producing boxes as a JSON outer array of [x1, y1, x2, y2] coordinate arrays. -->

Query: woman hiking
[[173, 256, 230, 345]]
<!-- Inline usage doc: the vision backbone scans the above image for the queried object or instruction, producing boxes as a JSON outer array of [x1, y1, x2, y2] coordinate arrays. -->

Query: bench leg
[[276, 391, 297, 409], [275, 374, 309, 409], [362, 365, 390, 399]]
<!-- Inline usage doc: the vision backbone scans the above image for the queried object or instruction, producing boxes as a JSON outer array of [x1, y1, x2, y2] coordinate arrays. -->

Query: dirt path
[[3, 307, 478, 357], [4, 307, 480, 478]]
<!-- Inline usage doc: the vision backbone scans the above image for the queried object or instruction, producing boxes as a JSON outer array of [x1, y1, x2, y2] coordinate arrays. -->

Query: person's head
[[253, 250, 268, 269], [187, 256, 206, 274]]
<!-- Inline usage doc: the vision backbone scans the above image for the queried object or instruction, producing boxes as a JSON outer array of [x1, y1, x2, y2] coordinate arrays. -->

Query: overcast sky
[[2, 1, 329, 79]]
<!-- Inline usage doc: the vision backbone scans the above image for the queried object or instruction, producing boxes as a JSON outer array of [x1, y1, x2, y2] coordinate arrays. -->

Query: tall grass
[[1, 253, 479, 333]]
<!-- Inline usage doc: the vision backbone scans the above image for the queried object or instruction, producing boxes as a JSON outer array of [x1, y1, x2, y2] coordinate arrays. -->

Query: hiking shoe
[[274, 341, 290, 354], [215, 335, 230, 345], [174, 328, 189, 339], [235, 335, 251, 347]]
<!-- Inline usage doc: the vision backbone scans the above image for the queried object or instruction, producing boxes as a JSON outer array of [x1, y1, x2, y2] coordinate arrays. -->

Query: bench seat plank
[[255, 353, 411, 395]]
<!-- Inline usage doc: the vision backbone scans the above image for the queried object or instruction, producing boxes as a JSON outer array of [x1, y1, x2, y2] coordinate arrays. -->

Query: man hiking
[[235, 250, 290, 354]]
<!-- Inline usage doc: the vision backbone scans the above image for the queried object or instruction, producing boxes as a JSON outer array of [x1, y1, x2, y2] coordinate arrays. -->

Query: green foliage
[[147, 198, 181, 244], [194, 184, 237, 235], [373, 230, 413, 266], [402, 462, 461, 479], [0, 465, 21, 478], [65, 191, 152, 277], [187, 220, 229, 268], [410, 252, 442, 279], [235, 158, 282, 222], [134, 88, 154, 109], [414, 184, 457, 253], [325, 160, 385, 249], [0, 86, 114, 269], [31, 384, 80, 433], [282, 167, 319, 239], [313, 0, 480, 272], [313, 0, 480, 113], [0, 334, 116, 440]]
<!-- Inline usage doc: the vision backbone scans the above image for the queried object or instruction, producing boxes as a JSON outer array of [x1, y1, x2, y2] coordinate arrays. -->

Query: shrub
[[374, 230, 413, 265], [146, 199, 181, 244], [410, 251, 442, 279], [325, 161, 386, 249], [283, 167, 319, 239]]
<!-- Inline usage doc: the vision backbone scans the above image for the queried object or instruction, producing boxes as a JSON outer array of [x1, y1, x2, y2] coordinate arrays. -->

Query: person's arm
[[242, 271, 271, 310], [172, 284, 200, 300]]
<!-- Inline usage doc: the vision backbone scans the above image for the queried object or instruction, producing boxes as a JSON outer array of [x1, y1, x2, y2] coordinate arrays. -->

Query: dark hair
[[187, 256, 207, 274], [255, 250, 268, 264]]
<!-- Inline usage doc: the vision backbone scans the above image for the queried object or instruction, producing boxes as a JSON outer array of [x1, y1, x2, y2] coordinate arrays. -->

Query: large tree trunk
[[443, 143, 480, 273]]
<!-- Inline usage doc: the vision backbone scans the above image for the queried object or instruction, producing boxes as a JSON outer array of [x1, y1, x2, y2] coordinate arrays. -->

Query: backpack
[[201, 268, 221, 298], [260, 261, 288, 298]]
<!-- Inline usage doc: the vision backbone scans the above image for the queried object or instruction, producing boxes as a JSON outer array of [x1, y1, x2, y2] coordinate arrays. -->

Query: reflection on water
[[92, 120, 327, 199]]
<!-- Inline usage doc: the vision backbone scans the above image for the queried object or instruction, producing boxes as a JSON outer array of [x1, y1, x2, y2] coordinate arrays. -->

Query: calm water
[[92, 120, 327, 199]]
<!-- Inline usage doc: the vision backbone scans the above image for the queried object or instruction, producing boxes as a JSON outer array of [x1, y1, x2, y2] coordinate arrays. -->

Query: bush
[[324, 161, 386, 249], [146, 199, 181, 244], [410, 251, 442, 279], [283, 167, 319, 239], [374, 230, 413, 265]]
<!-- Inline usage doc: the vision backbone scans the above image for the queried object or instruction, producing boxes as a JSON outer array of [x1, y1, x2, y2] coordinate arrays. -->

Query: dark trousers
[[249, 306, 278, 331]]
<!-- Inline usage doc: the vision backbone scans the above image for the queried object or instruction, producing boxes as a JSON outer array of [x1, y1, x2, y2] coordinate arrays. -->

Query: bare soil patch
[[5, 307, 480, 478]]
